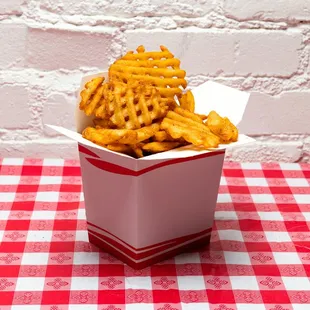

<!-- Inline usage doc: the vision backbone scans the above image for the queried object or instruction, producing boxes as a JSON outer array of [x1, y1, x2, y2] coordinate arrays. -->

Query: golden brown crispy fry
[[79, 45, 239, 158], [79, 77, 105, 116], [179, 90, 195, 113], [109, 81, 167, 130], [153, 130, 174, 142], [94, 83, 110, 119], [167, 111, 210, 134], [136, 123, 160, 143], [130, 144, 144, 158], [206, 110, 238, 142], [109, 45, 187, 103], [227, 117, 238, 142], [106, 144, 133, 155], [198, 113, 208, 121], [161, 117, 220, 149], [153, 130, 188, 145], [107, 143, 144, 158], [93, 118, 116, 129], [174, 107, 204, 123], [82, 127, 138, 145], [160, 98, 179, 111], [142, 141, 181, 153]]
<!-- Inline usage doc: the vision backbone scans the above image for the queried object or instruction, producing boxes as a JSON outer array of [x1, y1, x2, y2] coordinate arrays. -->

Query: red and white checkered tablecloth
[[0, 158, 310, 310]]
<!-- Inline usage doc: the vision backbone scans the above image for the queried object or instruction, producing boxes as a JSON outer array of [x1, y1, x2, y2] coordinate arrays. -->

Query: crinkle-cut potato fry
[[179, 90, 195, 113], [82, 127, 138, 145], [109, 45, 187, 103], [142, 141, 181, 153], [79, 77, 105, 116], [206, 110, 238, 143]]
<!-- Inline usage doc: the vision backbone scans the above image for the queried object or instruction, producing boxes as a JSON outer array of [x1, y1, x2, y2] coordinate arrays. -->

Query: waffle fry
[[207, 110, 238, 142], [142, 142, 181, 153], [197, 113, 208, 121], [79, 77, 105, 116], [109, 45, 186, 103], [161, 108, 220, 149], [78, 45, 239, 158], [130, 144, 144, 158], [153, 131, 174, 142], [106, 143, 144, 158], [106, 144, 133, 155], [82, 127, 138, 145], [174, 107, 204, 124], [179, 90, 195, 113], [136, 123, 160, 142], [109, 81, 167, 130], [82, 78, 169, 131], [93, 118, 116, 129], [93, 83, 110, 119]]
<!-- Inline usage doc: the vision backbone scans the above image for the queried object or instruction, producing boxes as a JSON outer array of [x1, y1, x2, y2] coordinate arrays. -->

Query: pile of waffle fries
[[79, 45, 238, 158]]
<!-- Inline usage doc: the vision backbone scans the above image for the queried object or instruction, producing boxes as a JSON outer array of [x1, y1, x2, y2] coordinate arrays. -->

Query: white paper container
[[47, 71, 254, 269]]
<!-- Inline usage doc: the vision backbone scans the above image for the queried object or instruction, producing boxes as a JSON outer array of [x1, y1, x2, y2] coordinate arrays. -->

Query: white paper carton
[[47, 71, 254, 269]]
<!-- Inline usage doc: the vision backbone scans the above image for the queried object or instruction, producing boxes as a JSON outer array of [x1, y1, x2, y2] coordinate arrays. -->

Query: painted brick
[[224, 0, 310, 22], [239, 92, 310, 135], [26, 26, 115, 70], [40, 0, 215, 17], [0, 0, 25, 15], [0, 24, 27, 68], [227, 141, 303, 162], [0, 140, 78, 158], [0, 85, 31, 129], [42, 93, 76, 137], [126, 30, 302, 76]]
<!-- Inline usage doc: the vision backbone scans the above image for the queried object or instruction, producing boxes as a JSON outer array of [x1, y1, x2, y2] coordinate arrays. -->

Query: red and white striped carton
[[47, 71, 254, 269]]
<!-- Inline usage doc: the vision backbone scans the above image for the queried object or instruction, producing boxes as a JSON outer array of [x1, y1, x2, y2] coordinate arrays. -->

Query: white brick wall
[[239, 92, 310, 135], [0, 85, 30, 129], [0, 24, 27, 68], [39, 0, 216, 17], [126, 30, 302, 76], [27, 26, 115, 70], [42, 93, 76, 137], [0, 0, 25, 15], [224, 0, 310, 23], [0, 0, 309, 162]]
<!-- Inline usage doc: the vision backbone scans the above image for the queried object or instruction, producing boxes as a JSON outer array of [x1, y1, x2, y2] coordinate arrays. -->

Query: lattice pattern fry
[[109, 45, 187, 102]]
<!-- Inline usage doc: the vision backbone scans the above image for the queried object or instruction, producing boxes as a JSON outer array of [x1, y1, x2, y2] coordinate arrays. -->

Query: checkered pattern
[[0, 158, 310, 310]]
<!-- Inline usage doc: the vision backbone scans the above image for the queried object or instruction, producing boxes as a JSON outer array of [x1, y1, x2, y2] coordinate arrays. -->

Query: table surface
[[0, 158, 310, 310]]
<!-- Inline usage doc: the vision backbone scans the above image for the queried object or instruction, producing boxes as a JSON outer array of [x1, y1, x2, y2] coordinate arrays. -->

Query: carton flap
[[45, 124, 136, 160], [191, 81, 250, 126], [46, 124, 93, 146]]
